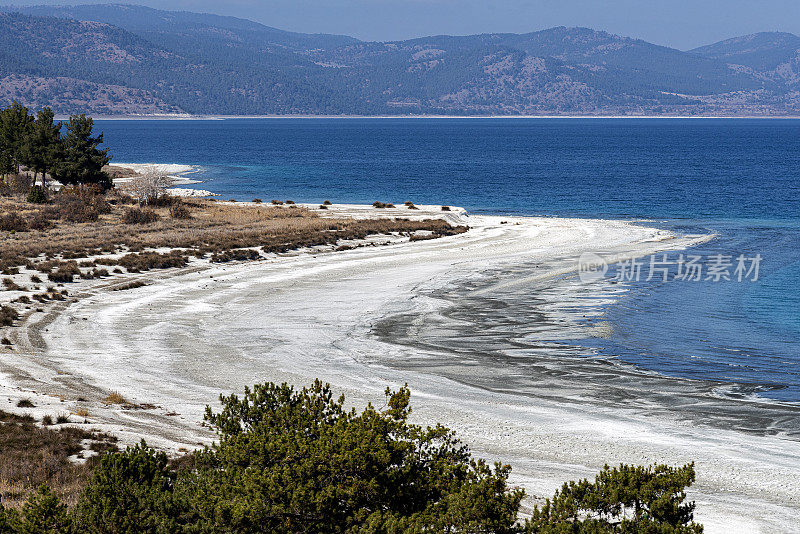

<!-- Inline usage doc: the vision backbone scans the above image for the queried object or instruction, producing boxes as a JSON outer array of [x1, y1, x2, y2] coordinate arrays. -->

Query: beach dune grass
[[103, 392, 126, 405], [0, 410, 117, 507]]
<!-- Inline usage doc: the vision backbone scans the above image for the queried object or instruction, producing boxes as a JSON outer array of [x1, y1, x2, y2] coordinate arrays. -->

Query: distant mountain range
[[2, 4, 800, 116]]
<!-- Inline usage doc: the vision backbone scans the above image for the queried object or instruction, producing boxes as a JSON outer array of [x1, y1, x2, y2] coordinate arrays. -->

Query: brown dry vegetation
[[0, 190, 466, 278], [0, 410, 117, 507]]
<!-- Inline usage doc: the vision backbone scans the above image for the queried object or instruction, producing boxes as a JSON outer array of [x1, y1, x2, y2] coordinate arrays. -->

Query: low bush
[[271, 199, 284, 205], [169, 202, 191, 220], [0, 213, 28, 232], [112, 280, 148, 291], [285, 200, 295, 205], [0, 305, 19, 326], [322, 200, 332, 205], [26, 185, 48, 204], [319, 204, 329, 210], [48, 262, 81, 283], [441, 205, 451, 211], [372, 201, 387, 208], [122, 208, 159, 225], [0, 174, 32, 197], [2, 278, 23, 291], [112, 252, 188, 272], [16, 399, 34, 408], [1, 337, 11, 346], [252, 198, 262, 204], [210, 249, 262, 263]]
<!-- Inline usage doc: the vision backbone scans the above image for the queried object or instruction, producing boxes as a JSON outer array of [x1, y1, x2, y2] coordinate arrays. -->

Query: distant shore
[[82, 114, 800, 121]]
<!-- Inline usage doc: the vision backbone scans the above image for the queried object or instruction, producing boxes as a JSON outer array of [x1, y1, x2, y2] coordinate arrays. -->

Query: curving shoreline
[[2, 209, 798, 531]]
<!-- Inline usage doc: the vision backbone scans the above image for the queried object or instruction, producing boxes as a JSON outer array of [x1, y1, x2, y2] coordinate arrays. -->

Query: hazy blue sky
[[13, 0, 800, 49]]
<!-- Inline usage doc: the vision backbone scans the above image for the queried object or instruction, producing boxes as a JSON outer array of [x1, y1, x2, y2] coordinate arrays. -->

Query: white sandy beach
[[2, 206, 798, 532]]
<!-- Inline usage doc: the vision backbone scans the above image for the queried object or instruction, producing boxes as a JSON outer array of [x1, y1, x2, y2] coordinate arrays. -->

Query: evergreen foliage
[[0, 103, 111, 191], [0, 101, 34, 175], [0, 382, 704, 533], [52, 115, 111, 189], [525, 463, 703, 533], [20, 108, 62, 187]]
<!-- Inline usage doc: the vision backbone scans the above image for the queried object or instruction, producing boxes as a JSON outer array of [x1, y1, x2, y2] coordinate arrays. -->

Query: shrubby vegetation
[[0, 381, 703, 533]]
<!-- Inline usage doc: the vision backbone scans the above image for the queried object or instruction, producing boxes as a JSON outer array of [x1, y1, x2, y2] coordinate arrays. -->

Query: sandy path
[[6, 211, 798, 532]]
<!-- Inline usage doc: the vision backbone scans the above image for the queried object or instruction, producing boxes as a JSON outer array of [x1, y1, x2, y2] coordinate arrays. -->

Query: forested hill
[[2, 4, 800, 116]]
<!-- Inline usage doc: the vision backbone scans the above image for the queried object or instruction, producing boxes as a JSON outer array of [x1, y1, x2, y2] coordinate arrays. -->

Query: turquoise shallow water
[[96, 118, 800, 403]]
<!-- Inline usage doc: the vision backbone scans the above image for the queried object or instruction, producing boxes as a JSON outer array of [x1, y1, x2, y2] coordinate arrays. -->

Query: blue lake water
[[96, 118, 800, 404]]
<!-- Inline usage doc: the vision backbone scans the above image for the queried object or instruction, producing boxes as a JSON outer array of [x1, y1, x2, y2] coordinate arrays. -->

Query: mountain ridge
[[1, 4, 800, 116]]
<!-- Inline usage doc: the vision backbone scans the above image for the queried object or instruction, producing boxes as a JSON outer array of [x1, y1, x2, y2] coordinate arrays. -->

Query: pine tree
[[0, 101, 34, 175], [17, 486, 69, 534], [52, 114, 111, 188], [20, 108, 62, 188]]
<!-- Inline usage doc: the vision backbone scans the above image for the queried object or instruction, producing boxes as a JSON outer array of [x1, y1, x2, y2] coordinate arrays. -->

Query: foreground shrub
[[525, 463, 702, 533], [71, 381, 524, 533], [0, 305, 19, 326], [4, 381, 702, 533], [122, 208, 159, 225], [71, 443, 184, 533], [26, 186, 48, 204]]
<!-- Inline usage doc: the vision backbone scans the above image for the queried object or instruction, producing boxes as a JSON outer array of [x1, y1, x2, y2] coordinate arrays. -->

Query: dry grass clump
[[112, 280, 147, 291], [15, 399, 34, 408], [322, 200, 332, 206], [0, 212, 28, 232], [0, 410, 117, 507], [441, 206, 451, 211], [2, 278, 23, 291], [103, 392, 126, 405], [170, 201, 192, 219], [211, 249, 262, 263]]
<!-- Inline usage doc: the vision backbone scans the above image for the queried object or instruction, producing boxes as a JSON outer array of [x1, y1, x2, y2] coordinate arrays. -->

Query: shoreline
[[89, 114, 800, 121], [2, 174, 798, 530], [9, 206, 797, 531]]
